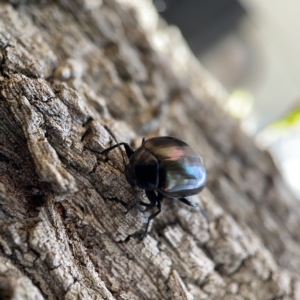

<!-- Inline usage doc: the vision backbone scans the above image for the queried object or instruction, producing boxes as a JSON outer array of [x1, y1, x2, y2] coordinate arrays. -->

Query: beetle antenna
[[104, 125, 127, 168]]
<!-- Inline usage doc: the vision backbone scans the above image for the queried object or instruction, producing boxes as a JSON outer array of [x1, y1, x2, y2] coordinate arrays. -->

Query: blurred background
[[153, 0, 300, 199]]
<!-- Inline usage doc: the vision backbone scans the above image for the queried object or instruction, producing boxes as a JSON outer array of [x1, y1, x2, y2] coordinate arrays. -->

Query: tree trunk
[[0, 0, 300, 299]]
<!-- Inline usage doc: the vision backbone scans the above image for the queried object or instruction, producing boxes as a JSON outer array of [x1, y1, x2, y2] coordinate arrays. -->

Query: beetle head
[[125, 164, 136, 186]]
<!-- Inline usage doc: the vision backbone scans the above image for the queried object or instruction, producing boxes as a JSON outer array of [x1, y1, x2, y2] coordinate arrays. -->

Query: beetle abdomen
[[158, 156, 206, 198], [144, 137, 196, 160], [143, 136, 206, 198]]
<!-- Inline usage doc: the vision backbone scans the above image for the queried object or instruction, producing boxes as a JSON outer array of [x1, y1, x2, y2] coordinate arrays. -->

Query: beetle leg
[[125, 197, 139, 215], [141, 137, 146, 145], [199, 206, 210, 225], [139, 200, 155, 207], [88, 142, 134, 158], [178, 197, 198, 207], [125, 194, 156, 215], [101, 143, 134, 158], [144, 190, 157, 206], [140, 191, 163, 240], [141, 203, 161, 240], [178, 198, 209, 224], [125, 195, 156, 216]]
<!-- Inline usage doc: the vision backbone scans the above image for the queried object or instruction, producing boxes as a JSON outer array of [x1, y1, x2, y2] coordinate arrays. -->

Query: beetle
[[96, 128, 207, 240]]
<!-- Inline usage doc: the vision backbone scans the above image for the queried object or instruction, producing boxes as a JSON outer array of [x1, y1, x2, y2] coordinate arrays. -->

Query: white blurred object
[[257, 125, 300, 199], [239, 0, 300, 130]]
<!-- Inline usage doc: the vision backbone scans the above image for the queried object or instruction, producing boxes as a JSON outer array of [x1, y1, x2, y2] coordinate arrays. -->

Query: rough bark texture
[[0, 0, 300, 299]]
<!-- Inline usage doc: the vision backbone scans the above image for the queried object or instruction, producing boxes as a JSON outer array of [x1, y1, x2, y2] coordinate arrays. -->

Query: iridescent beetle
[[97, 128, 207, 239]]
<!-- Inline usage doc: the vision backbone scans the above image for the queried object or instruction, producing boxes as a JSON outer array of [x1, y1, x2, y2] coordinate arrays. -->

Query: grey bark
[[0, 0, 300, 299]]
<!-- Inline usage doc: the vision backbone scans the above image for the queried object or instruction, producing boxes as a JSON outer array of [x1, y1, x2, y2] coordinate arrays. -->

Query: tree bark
[[0, 0, 300, 299]]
